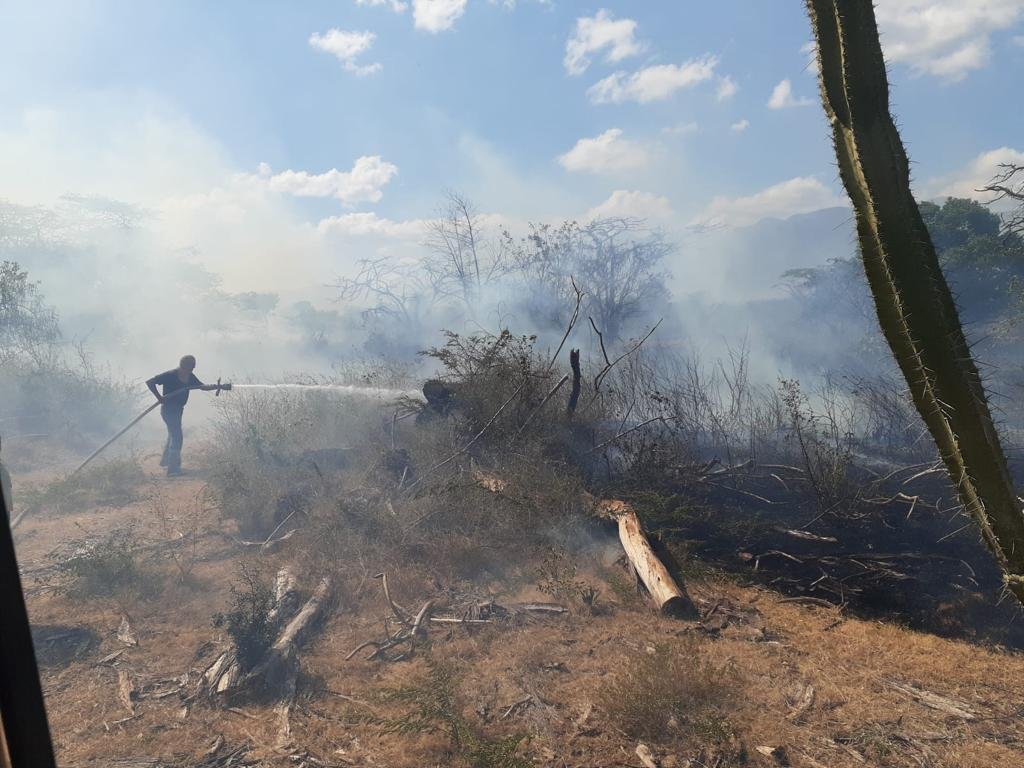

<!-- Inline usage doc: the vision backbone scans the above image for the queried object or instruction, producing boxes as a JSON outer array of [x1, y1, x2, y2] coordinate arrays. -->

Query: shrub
[[213, 565, 276, 670], [383, 657, 531, 768], [22, 454, 147, 516], [595, 640, 740, 743], [55, 527, 143, 598]]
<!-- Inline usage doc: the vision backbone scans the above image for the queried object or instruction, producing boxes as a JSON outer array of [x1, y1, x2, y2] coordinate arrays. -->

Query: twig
[[546, 278, 583, 372], [586, 415, 674, 454], [512, 374, 569, 442], [591, 318, 663, 393]]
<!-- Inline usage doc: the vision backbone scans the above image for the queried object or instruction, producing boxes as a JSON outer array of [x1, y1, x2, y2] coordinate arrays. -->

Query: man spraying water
[[146, 355, 221, 476]]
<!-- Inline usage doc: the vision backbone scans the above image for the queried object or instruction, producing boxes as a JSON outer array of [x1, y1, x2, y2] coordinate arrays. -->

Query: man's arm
[[191, 374, 219, 392], [145, 375, 165, 403]]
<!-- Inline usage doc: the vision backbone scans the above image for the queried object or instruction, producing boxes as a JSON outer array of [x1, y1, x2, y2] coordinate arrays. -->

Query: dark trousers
[[160, 406, 184, 473]]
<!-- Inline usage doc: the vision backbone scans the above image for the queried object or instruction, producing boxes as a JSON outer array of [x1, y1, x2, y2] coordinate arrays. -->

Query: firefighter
[[146, 355, 220, 476]]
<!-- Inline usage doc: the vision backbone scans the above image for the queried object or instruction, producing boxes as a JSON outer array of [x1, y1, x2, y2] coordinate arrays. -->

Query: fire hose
[[70, 379, 232, 477], [9, 381, 232, 532]]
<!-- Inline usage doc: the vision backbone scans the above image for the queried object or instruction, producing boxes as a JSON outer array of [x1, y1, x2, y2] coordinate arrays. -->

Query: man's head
[[179, 355, 197, 373]]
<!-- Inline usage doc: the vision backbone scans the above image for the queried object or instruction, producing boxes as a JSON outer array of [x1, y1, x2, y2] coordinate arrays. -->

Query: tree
[[507, 217, 672, 343], [424, 191, 509, 313], [0, 260, 61, 364]]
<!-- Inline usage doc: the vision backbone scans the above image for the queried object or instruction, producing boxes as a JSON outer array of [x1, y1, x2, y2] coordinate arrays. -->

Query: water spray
[[68, 380, 423, 478]]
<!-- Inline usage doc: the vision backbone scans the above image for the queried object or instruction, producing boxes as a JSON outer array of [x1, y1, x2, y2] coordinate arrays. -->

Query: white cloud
[[355, 0, 408, 11], [921, 146, 1024, 205], [564, 9, 644, 76], [662, 121, 698, 136], [716, 75, 739, 101], [585, 190, 673, 221], [254, 156, 399, 205], [767, 79, 812, 109], [557, 129, 651, 173], [413, 0, 468, 32], [874, 0, 1024, 81], [588, 57, 718, 104], [730, 119, 750, 133], [694, 177, 847, 228], [317, 211, 427, 238], [309, 29, 381, 76]]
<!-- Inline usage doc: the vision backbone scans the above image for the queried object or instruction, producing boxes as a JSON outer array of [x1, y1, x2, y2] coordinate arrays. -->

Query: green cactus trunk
[[806, 0, 1024, 603]]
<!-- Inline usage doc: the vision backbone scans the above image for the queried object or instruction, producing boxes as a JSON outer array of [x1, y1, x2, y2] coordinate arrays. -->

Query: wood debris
[[888, 680, 977, 720]]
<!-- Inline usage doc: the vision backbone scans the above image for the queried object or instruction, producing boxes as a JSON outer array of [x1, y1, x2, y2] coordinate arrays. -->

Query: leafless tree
[[982, 163, 1024, 238], [423, 191, 508, 312], [508, 217, 672, 343], [334, 256, 445, 329]]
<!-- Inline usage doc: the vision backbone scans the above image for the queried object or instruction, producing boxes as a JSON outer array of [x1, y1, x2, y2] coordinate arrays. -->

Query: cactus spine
[[807, 0, 1024, 603]]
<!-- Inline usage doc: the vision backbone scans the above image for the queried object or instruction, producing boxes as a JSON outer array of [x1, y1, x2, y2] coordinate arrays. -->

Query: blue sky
[[1, 1, 1023, 291]]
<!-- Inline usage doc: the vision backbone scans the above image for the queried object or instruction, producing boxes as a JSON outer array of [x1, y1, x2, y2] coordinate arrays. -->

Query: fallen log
[[595, 498, 697, 618], [470, 472, 696, 617]]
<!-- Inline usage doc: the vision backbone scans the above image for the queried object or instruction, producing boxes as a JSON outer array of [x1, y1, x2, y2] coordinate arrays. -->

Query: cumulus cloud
[[557, 129, 651, 173], [317, 211, 427, 238], [694, 176, 847, 228], [875, 0, 1024, 81], [413, 0, 468, 32], [309, 29, 381, 75], [585, 190, 673, 221], [588, 57, 718, 104], [564, 9, 644, 76], [716, 75, 739, 101], [252, 156, 399, 205], [355, 0, 408, 11], [730, 119, 750, 133], [920, 146, 1024, 205], [767, 79, 812, 109]]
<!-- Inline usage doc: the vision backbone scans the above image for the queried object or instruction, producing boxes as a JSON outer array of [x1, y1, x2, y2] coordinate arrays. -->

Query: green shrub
[[213, 565, 276, 670]]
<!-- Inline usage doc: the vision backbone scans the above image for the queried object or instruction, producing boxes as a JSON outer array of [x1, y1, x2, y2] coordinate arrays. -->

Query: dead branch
[[512, 374, 570, 442]]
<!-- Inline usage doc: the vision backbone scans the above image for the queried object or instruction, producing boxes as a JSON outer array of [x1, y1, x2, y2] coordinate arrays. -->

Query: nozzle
[[221, 382, 233, 391], [214, 378, 232, 396]]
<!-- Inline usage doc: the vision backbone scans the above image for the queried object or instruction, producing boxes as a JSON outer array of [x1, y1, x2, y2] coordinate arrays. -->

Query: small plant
[[534, 547, 599, 610], [150, 490, 208, 584], [213, 565, 275, 670], [383, 658, 531, 768], [595, 641, 740, 743], [55, 526, 142, 598], [23, 455, 147, 516]]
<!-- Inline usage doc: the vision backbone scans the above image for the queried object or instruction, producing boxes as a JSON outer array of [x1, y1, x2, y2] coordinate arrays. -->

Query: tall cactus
[[806, 0, 1024, 603]]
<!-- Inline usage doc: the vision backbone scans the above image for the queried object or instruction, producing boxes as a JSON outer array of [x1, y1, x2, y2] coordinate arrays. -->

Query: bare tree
[[334, 256, 444, 329], [982, 163, 1024, 239], [508, 217, 672, 343], [423, 191, 508, 313]]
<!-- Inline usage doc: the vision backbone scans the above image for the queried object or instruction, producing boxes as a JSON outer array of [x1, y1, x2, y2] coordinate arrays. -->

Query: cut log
[[246, 577, 331, 693], [199, 574, 331, 701], [117, 669, 136, 715], [597, 499, 697, 618]]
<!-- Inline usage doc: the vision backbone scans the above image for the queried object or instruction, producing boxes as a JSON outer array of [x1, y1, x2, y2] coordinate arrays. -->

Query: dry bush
[[382, 656, 531, 768], [202, 382, 390, 536], [22, 453, 147, 515], [595, 640, 741, 744], [213, 564, 276, 670], [53, 525, 151, 599]]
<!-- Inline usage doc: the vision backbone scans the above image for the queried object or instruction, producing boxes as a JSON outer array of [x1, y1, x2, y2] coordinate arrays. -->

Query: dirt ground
[[12, 445, 1024, 768]]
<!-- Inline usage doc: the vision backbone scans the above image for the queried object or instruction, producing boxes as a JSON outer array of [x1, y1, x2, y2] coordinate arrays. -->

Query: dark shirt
[[149, 370, 204, 409]]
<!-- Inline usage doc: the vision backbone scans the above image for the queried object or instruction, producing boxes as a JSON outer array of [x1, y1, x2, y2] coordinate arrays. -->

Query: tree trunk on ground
[[807, 1, 1024, 603], [596, 499, 697, 618]]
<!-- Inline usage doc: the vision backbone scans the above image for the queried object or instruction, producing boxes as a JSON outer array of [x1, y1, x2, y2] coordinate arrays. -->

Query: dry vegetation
[[12, 327, 1024, 767]]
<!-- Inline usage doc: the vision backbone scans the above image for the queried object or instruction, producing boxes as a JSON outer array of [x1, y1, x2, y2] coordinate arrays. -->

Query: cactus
[[806, 0, 1024, 603]]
